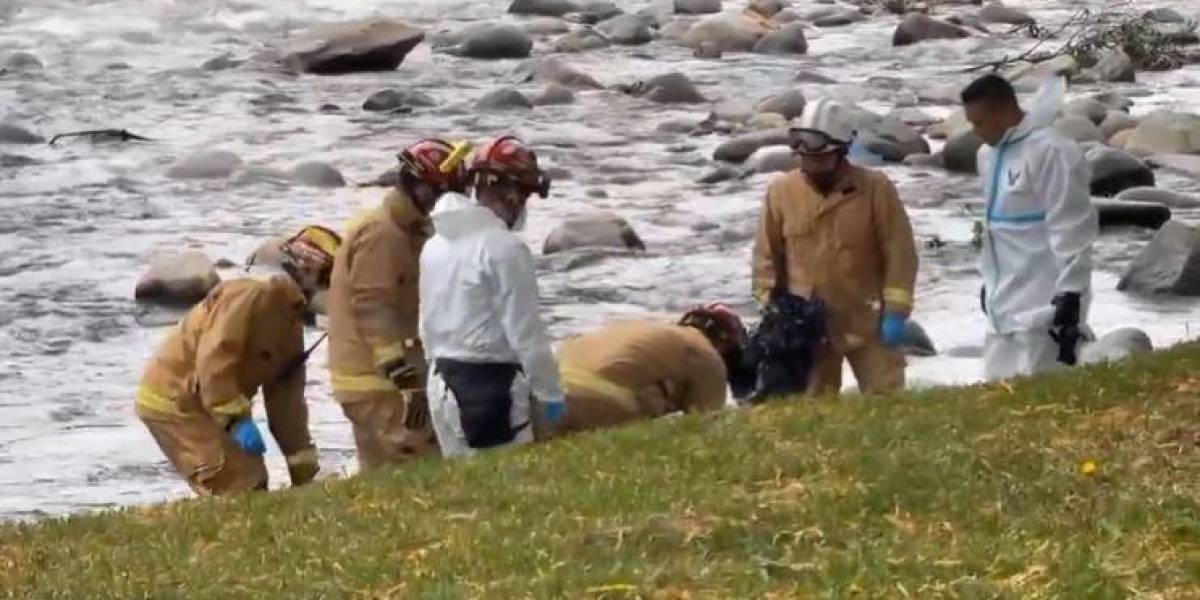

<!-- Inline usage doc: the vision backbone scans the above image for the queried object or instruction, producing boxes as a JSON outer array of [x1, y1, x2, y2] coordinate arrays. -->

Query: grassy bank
[[3, 347, 1200, 599]]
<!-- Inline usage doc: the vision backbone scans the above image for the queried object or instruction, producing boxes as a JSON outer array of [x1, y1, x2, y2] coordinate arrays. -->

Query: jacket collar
[[383, 188, 432, 235]]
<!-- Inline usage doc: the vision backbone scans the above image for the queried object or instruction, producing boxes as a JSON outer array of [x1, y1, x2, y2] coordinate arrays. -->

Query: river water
[[1, 0, 1198, 519]]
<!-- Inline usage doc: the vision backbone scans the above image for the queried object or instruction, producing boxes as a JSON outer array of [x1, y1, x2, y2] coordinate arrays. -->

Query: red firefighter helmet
[[465, 135, 551, 198]]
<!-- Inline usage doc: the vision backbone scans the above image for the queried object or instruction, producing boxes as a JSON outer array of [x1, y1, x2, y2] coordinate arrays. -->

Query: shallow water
[[1, 0, 1199, 519]]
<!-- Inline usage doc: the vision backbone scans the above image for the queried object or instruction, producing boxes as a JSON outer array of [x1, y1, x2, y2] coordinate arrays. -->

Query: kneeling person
[[135, 226, 339, 495], [557, 304, 745, 432]]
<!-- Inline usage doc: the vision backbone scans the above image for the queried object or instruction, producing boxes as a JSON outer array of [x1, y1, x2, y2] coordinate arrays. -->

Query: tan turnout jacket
[[327, 189, 432, 400], [753, 166, 919, 353], [136, 276, 317, 482], [557, 320, 728, 431]]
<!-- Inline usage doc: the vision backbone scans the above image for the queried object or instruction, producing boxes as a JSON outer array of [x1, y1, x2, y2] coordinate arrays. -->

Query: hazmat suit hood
[[1005, 75, 1066, 142], [430, 192, 504, 239]]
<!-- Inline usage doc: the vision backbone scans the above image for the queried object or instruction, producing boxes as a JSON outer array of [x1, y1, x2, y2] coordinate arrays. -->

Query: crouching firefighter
[[419, 136, 565, 457], [135, 225, 341, 495], [327, 139, 470, 471], [555, 304, 747, 433]]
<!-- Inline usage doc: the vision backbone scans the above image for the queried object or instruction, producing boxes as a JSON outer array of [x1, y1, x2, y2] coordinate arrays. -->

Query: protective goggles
[[474, 169, 552, 199], [788, 127, 851, 155]]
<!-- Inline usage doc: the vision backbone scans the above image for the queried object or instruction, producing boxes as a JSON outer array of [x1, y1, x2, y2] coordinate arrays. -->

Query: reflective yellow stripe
[[286, 447, 319, 467], [209, 395, 252, 417], [884, 287, 913, 307], [372, 341, 408, 369], [135, 385, 185, 417], [332, 371, 395, 393], [560, 366, 639, 412]]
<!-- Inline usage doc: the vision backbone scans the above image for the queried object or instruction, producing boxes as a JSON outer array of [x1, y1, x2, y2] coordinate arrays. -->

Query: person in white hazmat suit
[[418, 136, 565, 457], [961, 74, 1099, 380]]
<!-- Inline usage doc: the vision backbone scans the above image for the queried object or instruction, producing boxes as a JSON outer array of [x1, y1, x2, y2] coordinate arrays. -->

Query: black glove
[[378, 356, 417, 388], [979, 286, 987, 315], [1049, 292, 1082, 365]]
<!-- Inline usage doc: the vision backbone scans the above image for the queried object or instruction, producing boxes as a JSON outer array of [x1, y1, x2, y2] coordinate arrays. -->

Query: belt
[[560, 366, 639, 412]]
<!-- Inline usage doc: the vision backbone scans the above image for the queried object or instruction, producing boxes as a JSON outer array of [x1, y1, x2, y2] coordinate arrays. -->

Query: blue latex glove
[[880, 313, 907, 348], [230, 418, 266, 456], [541, 398, 566, 427]]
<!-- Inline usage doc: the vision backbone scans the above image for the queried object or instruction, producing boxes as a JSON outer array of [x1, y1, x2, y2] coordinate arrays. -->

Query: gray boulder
[[1087, 146, 1155, 197], [0, 123, 43, 144], [1083, 48, 1136, 83], [1124, 111, 1200, 156], [363, 88, 436, 111], [291, 161, 346, 188], [634, 72, 706, 104], [476, 88, 534, 110], [134, 251, 220, 306], [166, 150, 243, 179], [753, 23, 807, 54], [514, 58, 603, 89], [1004, 55, 1079, 84], [1118, 221, 1200, 295], [1143, 8, 1188, 23], [713, 128, 791, 162], [283, 19, 424, 74], [1116, 187, 1200, 208], [446, 25, 533, 59], [543, 212, 646, 254], [745, 145, 801, 174], [597, 14, 654, 45], [942, 129, 984, 174], [811, 8, 866, 28], [509, 0, 580, 17], [1100, 111, 1139, 140], [1094, 199, 1170, 230], [0, 153, 38, 167], [681, 15, 766, 52], [1092, 92, 1135, 112], [1054, 115, 1104, 143], [1063, 98, 1109, 125], [749, 0, 787, 18], [675, 0, 722, 14], [533, 83, 576, 105], [524, 18, 572, 36], [574, 2, 623, 23], [754, 90, 806, 119], [5, 52, 43, 71], [201, 53, 242, 71], [979, 2, 1035, 25], [1079, 328, 1153, 365], [694, 41, 723, 59], [698, 164, 742, 184], [893, 14, 969, 46], [554, 28, 611, 52]]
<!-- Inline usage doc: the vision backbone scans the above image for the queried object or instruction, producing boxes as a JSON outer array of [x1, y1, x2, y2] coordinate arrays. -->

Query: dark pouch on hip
[[436, 359, 521, 449]]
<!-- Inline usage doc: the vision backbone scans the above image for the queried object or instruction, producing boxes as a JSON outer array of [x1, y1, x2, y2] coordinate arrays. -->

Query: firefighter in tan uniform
[[753, 101, 919, 395], [556, 305, 746, 432], [136, 225, 341, 495], [327, 139, 469, 471]]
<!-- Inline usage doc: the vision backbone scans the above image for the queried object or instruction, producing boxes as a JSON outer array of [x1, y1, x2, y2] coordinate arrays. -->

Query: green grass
[[4, 347, 1200, 599]]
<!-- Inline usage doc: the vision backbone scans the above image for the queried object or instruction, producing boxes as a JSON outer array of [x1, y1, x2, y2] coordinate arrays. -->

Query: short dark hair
[[960, 74, 1018, 106]]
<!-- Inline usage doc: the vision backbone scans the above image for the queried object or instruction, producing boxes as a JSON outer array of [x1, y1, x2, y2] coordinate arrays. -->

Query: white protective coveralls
[[418, 193, 564, 457], [977, 77, 1098, 380]]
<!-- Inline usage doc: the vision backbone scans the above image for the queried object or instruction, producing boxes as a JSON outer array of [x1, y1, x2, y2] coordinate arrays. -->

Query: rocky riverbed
[[1, 0, 1199, 519]]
